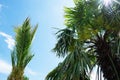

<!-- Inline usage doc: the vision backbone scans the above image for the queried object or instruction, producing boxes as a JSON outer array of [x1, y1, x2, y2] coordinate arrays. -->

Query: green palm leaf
[[8, 18, 37, 80]]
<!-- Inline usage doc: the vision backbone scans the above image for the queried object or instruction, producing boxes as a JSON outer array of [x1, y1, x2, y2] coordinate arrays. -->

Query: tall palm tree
[[46, 0, 120, 80], [7, 18, 38, 80], [46, 29, 93, 80]]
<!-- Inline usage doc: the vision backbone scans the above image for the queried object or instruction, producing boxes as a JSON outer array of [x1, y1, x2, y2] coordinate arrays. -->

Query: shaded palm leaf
[[46, 41, 94, 80], [53, 28, 75, 57]]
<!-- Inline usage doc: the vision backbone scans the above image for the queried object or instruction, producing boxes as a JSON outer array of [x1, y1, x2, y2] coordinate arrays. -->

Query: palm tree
[[7, 18, 38, 80], [46, 0, 120, 80], [46, 29, 93, 80]]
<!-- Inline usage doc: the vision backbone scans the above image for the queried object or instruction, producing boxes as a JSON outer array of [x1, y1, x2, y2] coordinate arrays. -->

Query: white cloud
[[0, 4, 3, 12], [25, 67, 38, 76], [0, 59, 12, 74], [0, 32, 38, 76], [0, 4, 8, 12], [0, 31, 15, 50]]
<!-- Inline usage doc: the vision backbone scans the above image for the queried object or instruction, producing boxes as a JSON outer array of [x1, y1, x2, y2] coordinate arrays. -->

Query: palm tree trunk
[[7, 67, 24, 80]]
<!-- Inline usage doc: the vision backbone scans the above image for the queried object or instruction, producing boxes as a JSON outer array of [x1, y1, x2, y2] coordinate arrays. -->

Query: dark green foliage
[[91, 31, 120, 80], [47, 41, 92, 80], [46, 0, 120, 80], [53, 28, 75, 57], [23, 76, 29, 80], [8, 18, 37, 80]]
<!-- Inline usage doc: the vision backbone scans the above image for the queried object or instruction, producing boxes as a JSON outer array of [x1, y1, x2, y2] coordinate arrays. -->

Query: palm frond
[[53, 28, 75, 57], [8, 18, 37, 80], [46, 41, 94, 80]]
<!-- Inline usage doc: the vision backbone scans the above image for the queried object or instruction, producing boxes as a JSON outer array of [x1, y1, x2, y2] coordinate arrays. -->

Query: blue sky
[[0, 0, 74, 80]]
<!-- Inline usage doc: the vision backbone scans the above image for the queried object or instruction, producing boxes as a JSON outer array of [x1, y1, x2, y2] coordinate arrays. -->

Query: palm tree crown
[[46, 0, 120, 80], [8, 18, 38, 80]]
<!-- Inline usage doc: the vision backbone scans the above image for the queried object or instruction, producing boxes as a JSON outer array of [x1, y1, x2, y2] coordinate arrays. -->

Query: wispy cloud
[[25, 67, 38, 76], [0, 32, 38, 76], [0, 59, 38, 76], [0, 4, 3, 12], [0, 59, 12, 74], [0, 4, 8, 12], [0, 31, 15, 50]]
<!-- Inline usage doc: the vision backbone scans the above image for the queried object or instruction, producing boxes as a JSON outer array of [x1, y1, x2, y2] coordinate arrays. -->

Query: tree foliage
[[23, 76, 29, 80], [7, 18, 38, 80], [46, 0, 120, 80]]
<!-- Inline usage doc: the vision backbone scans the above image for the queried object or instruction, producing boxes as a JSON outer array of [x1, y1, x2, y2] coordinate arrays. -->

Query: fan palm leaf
[[47, 0, 120, 80]]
